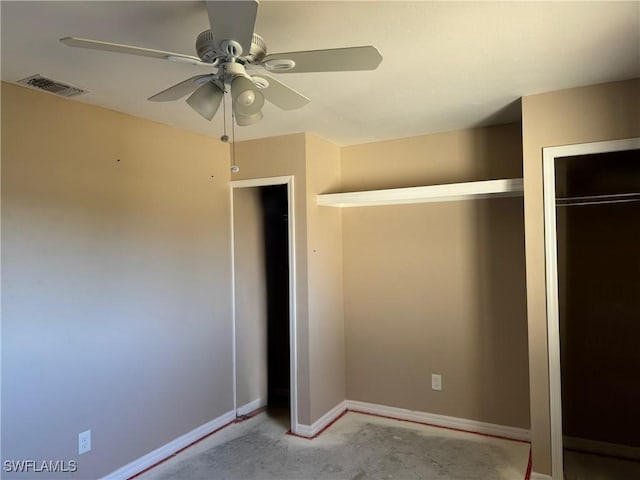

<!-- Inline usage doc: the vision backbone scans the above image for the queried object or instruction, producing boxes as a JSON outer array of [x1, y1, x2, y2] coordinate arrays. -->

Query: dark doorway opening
[[260, 185, 291, 411]]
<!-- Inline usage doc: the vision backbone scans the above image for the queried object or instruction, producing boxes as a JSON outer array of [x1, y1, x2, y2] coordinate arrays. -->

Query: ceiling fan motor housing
[[196, 30, 267, 64], [243, 34, 267, 64], [196, 30, 217, 62]]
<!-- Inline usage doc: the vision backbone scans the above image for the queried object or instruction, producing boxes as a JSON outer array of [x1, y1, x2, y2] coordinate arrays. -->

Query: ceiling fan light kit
[[231, 75, 264, 116], [186, 81, 223, 121], [235, 111, 263, 127], [59, 0, 382, 128]]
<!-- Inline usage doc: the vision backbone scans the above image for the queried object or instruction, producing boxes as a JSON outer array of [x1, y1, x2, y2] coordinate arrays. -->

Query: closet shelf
[[317, 178, 524, 207]]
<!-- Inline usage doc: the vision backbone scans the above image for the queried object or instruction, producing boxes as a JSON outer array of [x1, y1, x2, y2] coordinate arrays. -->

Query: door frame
[[542, 137, 640, 480], [230, 175, 298, 432]]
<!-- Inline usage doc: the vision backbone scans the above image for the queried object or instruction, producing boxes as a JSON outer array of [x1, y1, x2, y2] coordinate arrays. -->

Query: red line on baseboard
[[347, 409, 531, 444], [287, 408, 532, 480], [236, 406, 267, 422], [128, 406, 267, 479], [127, 419, 235, 479], [525, 448, 532, 479], [348, 409, 532, 480], [129, 406, 531, 479]]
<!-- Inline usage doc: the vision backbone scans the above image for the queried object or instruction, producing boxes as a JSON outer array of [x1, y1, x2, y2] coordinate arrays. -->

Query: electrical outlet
[[431, 374, 442, 391], [78, 430, 91, 455]]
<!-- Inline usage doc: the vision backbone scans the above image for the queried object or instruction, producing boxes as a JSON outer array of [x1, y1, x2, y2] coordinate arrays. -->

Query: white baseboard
[[101, 409, 236, 480], [294, 400, 347, 438], [237, 397, 267, 417], [564, 435, 640, 461], [102, 399, 531, 478], [530, 473, 552, 480], [345, 400, 531, 442]]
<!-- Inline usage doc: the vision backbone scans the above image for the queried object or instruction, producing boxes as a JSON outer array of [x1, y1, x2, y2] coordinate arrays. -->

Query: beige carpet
[[138, 410, 530, 479]]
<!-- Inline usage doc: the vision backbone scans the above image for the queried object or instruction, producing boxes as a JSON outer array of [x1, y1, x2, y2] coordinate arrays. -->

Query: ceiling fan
[[60, 0, 383, 126]]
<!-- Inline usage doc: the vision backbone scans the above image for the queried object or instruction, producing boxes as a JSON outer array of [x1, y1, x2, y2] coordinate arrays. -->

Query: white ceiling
[[2, 1, 639, 146]]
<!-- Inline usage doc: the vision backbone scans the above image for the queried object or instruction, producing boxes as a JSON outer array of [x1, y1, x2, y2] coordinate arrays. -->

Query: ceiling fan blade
[[148, 74, 216, 102], [205, 0, 258, 56], [261, 46, 383, 74], [255, 75, 310, 111], [60, 37, 209, 66]]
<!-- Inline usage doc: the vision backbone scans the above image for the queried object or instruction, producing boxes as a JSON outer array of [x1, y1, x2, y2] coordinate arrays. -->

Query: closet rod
[[557, 198, 640, 207], [556, 192, 640, 207]]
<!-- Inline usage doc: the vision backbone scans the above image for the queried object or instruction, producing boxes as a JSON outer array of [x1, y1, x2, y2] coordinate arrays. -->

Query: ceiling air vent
[[17, 74, 87, 97]]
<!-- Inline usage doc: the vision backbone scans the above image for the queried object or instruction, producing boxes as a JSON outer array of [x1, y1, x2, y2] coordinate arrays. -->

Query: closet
[[319, 173, 531, 432], [555, 149, 640, 478]]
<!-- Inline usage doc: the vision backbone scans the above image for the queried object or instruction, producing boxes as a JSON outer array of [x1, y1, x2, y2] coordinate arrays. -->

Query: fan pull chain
[[230, 104, 239, 173], [221, 79, 229, 142], [219, 64, 239, 173]]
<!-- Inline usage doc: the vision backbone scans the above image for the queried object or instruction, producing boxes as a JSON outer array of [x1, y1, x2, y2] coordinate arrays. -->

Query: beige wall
[[232, 133, 346, 425], [341, 123, 523, 191], [521, 78, 640, 475], [1, 83, 232, 478], [305, 133, 345, 421], [341, 124, 531, 429], [1, 86, 346, 480], [233, 188, 268, 410]]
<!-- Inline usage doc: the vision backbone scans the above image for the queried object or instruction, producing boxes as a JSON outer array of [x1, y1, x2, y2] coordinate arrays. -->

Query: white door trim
[[230, 175, 298, 432], [542, 137, 640, 480]]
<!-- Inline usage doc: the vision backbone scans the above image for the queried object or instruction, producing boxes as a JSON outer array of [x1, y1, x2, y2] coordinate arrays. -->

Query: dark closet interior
[[555, 149, 640, 475], [260, 185, 291, 408]]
